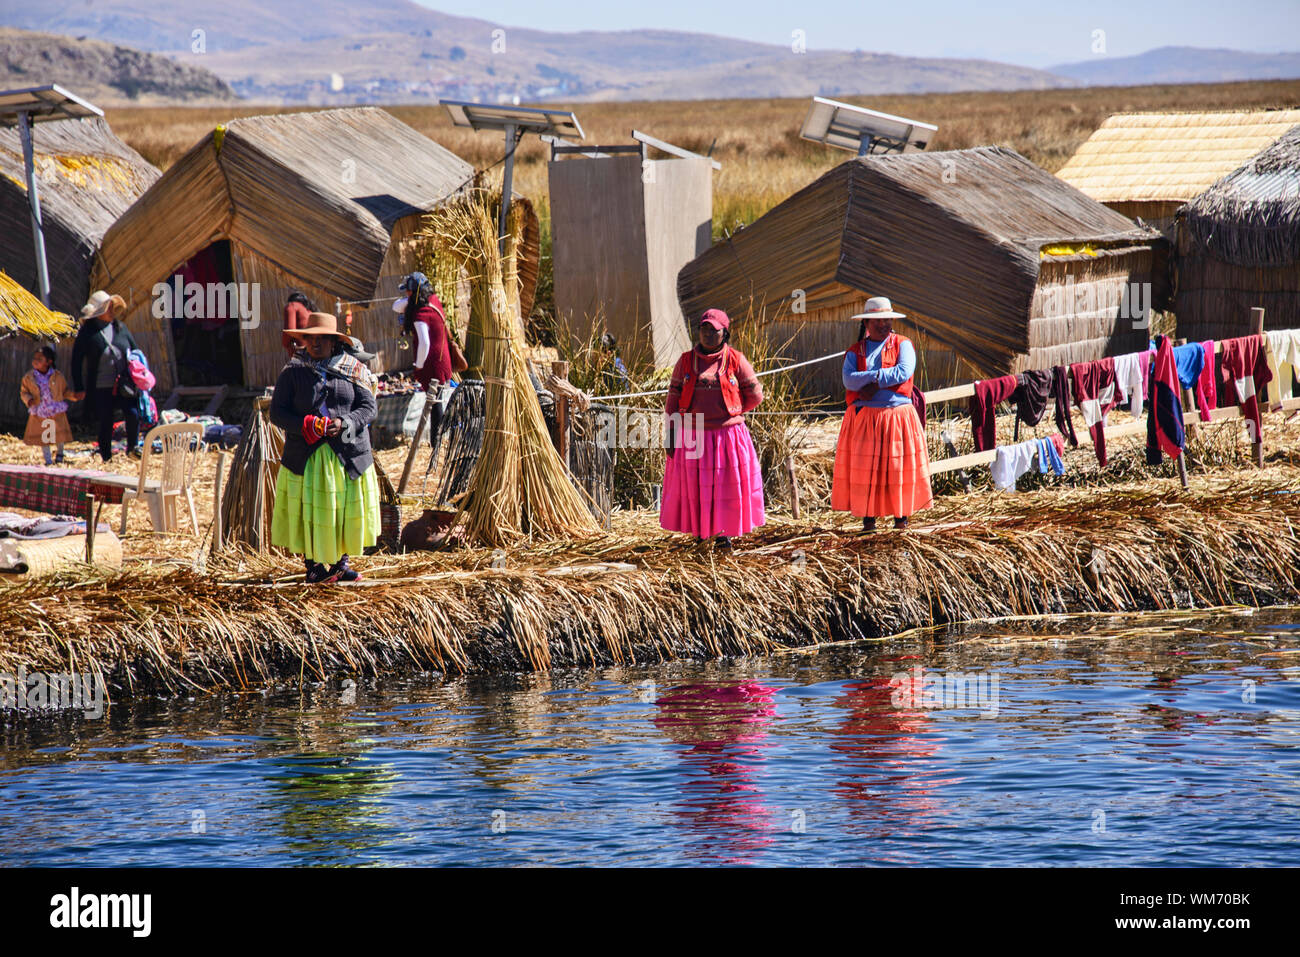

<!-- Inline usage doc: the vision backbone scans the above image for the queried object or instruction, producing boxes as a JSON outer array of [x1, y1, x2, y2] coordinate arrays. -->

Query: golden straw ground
[[2, 468, 1297, 703]]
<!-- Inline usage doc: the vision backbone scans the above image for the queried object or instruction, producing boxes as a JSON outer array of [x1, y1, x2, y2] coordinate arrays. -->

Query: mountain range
[[1, 1, 1297, 104]]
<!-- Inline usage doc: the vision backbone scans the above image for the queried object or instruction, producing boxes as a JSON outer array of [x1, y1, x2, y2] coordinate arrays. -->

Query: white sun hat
[[850, 296, 906, 320]]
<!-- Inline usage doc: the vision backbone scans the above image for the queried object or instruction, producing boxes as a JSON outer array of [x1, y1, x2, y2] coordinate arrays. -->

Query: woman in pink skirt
[[661, 309, 765, 548]]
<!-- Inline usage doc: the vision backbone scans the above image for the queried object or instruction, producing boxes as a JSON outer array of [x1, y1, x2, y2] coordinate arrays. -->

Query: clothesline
[[588, 350, 844, 401], [922, 339, 1233, 407]]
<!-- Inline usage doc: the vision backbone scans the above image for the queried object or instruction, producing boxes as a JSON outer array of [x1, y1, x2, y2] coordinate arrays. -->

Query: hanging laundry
[[1197, 341, 1217, 420], [969, 374, 1018, 452], [990, 439, 1039, 492], [1051, 365, 1079, 448], [1266, 329, 1300, 409], [1012, 369, 1053, 428], [1037, 433, 1066, 476], [1171, 341, 1214, 422], [1146, 335, 1185, 465], [1069, 357, 1118, 465], [1112, 349, 1153, 418], [991, 434, 1066, 492], [1219, 335, 1273, 443]]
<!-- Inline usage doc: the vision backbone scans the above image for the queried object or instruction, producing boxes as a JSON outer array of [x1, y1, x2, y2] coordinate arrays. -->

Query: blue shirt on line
[[842, 337, 916, 409]]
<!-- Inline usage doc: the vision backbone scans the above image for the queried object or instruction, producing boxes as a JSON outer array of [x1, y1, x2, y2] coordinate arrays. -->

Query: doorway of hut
[[169, 240, 245, 387]]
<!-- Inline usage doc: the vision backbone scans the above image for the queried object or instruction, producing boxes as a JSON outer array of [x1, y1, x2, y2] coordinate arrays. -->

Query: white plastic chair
[[119, 423, 205, 536]]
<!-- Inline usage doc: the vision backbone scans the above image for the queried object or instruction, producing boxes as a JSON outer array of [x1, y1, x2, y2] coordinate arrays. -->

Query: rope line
[[589, 349, 844, 402]]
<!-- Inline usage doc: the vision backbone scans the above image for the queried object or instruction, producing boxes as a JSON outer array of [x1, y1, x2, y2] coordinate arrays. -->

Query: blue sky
[[414, 0, 1300, 68]]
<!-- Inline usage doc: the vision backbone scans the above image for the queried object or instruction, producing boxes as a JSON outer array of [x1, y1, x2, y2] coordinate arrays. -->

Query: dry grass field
[[107, 79, 1300, 235]]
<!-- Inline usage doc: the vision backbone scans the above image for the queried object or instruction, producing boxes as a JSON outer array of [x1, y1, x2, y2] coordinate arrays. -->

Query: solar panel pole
[[17, 109, 51, 307], [498, 123, 518, 256]]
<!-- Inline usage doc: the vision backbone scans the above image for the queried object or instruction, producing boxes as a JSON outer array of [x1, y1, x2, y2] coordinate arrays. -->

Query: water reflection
[[2, 607, 1299, 866], [654, 681, 777, 865], [828, 675, 950, 844]]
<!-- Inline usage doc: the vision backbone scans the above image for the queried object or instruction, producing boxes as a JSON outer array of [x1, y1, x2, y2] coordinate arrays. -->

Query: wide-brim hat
[[851, 296, 906, 321], [81, 291, 126, 319], [286, 312, 350, 340]]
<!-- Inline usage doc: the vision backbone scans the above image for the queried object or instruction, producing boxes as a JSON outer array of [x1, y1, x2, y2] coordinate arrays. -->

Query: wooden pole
[[84, 494, 96, 564], [1252, 307, 1266, 468], [211, 450, 228, 556], [552, 360, 571, 471], [1176, 452, 1189, 489], [785, 453, 801, 520], [399, 388, 437, 494]]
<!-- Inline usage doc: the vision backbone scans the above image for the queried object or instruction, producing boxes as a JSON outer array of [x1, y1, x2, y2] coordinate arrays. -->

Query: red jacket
[[674, 345, 744, 416], [845, 333, 914, 406], [411, 298, 451, 390]]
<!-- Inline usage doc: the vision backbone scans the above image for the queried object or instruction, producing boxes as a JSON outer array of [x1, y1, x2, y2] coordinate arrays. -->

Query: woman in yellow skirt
[[270, 312, 381, 583], [831, 297, 932, 531]]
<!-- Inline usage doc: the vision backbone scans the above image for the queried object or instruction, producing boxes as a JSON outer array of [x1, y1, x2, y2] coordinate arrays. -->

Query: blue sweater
[[842, 337, 916, 409]]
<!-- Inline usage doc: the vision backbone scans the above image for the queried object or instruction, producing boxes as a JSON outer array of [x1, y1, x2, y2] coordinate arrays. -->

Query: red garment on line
[[969, 375, 1018, 452], [1195, 340, 1217, 422], [1219, 335, 1273, 442], [1069, 357, 1119, 466]]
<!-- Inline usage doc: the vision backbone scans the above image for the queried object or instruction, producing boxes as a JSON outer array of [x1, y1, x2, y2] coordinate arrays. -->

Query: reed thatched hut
[[1056, 110, 1300, 233], [677, 147, 1162, 397], [0, 116, 158, 408], [1174, 125, 1300, 340], [92, 107, 535, 394]]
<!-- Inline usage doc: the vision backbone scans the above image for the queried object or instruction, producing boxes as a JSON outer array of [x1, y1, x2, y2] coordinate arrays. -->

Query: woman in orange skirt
[[831, 297, 932, 531]]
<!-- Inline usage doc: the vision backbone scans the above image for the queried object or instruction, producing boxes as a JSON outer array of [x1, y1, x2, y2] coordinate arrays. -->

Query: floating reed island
[[3, 472, 1297, 702]]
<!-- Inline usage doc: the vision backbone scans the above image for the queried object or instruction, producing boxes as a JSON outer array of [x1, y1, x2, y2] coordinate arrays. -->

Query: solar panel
[[0, 85, 104, 307], [440, 100, 584, 255], [0, 84, 102, 126], [800, 96, 936, 155], [439, 100, 583, 140]]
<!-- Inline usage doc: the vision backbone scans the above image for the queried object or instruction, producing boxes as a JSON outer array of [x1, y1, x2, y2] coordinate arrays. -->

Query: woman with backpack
[[69, 291, 145, 462]]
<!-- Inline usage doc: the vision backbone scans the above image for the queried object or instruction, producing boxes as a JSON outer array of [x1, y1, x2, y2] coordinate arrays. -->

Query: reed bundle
[[218, 399, 283, 551], [424, 191, 599, 545], [0, 271, 76, 339], [4, 475, 1297, 701]]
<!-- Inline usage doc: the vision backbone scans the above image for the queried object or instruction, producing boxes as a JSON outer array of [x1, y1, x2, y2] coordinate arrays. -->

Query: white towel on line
[[1266, 329, 1300, 409], [990, 439, 1040, 492], [1112, 349, 1151, 418]]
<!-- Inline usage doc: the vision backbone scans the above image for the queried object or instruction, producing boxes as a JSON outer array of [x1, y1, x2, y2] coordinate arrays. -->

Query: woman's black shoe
[[862, 516, 877, 533]]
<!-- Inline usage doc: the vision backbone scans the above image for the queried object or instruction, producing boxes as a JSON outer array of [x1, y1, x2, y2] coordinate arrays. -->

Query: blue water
[[3, 607, 1300, 866]]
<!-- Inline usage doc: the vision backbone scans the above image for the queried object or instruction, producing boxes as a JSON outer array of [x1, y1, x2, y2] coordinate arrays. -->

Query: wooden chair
[[118, 423, 205, 536]]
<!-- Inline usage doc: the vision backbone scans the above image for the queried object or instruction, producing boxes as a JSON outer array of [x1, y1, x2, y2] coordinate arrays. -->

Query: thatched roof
[[1057, 110, 1300, 205], [678, 147, 1158, 373], [0, 116, 158, 314], [1180, 125, 1300, 268], [94, 107, 473, 303]]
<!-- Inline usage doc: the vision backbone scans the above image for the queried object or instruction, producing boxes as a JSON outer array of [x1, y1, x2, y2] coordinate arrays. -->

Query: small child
[[20, 346, 72, 465]]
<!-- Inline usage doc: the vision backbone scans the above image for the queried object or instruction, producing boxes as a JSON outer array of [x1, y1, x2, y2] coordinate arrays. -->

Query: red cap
[[699, 309, 731, 331]]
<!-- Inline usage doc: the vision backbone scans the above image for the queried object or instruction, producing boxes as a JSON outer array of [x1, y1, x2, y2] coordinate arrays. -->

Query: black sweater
[[270, 357, 377, 479], [70, 318, 141, 418]]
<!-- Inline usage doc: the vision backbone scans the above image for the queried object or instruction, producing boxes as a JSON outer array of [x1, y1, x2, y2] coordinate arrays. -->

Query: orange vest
[[845, 333, 914, 407], [676, 345, 743, 416]]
